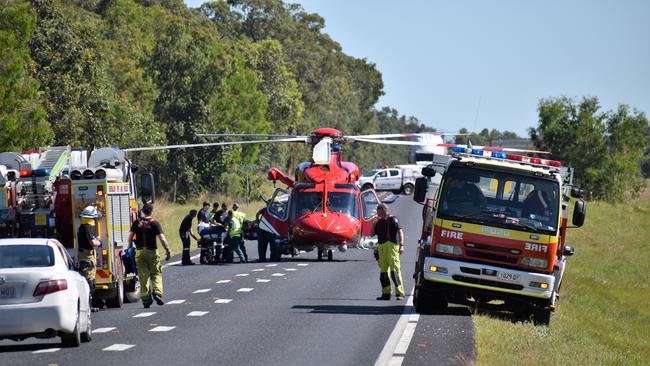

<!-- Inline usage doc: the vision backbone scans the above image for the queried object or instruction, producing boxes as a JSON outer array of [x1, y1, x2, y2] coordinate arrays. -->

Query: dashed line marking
[[93, 327, 117, 333], [237, 288, 254, 292], [271, 273, 285, 277], [265, 264, 278, 267], [103, 344, 135, 351], [235, 273, 249, 277], [167, 299, 186, 305], [284, 268, 297, 271], [215, 299, 232, 304], [297, 263, 309, 267], [149, 326, 176, 332], [251, 269, 265, 272], [32, 348, 60, 354], [133, 312, 156, 318], [187, 311, 209, 317], [216, 280, 231, 284], [256, 279, 271, 283], [193, 288, 211, 293]]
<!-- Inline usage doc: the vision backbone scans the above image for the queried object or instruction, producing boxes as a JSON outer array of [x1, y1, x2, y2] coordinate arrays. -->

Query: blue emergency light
[[33, 168, 51, 177], [452, 147, 466, 153], [491, 152, 507, 159], [471, 149, 484, 155]]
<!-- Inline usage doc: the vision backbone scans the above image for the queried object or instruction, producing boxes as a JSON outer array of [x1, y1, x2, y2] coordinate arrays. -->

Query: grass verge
[[474, 198, 650, 365]]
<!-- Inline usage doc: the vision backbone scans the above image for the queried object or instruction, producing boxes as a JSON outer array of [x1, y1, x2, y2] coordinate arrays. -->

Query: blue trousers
[[230, 236, 246, 262]]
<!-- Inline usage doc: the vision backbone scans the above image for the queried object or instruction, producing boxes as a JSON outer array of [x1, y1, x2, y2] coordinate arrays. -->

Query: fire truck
[[412, 148, 586, 325], [0, 147, 155, 308]]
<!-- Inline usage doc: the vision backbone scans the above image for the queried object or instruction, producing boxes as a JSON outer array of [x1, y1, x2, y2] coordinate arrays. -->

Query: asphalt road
[[0, 195, 475, 365]]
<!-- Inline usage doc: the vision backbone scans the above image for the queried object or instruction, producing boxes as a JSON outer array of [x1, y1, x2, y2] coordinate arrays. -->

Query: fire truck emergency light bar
[[451, 146, 561, 168]]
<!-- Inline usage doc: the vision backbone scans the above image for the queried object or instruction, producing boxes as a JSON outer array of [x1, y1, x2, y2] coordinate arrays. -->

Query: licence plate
[[0, 287, 16, 298], [497, 271, 520, 282]]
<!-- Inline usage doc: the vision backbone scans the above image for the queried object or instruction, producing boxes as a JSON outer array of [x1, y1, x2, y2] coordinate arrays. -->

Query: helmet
[[338, 244, 348, 253], [232, 203, 240, 210], [80, 206, 100, 218]]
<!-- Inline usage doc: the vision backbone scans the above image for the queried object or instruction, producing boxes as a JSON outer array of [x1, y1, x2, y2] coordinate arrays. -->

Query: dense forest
[[1, 0, 648, 202]]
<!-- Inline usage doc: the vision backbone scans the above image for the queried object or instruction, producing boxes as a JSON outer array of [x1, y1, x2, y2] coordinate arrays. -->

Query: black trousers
[[180, 233, 191, 264], [257, 228, 280, 262]]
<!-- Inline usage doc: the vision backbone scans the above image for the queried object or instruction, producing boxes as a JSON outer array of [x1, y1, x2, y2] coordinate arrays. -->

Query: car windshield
[[362, 170, 378, 177], [292, 191, 323, 218], [0, 245, 55, 268], [437, 166, 560, 234], [327, 192, 359, 219]]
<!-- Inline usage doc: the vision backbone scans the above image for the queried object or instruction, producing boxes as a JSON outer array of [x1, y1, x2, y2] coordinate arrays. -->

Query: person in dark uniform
[[371, 203, 405, 301], [214, 203, 228, 225], [128, 204, 171, 308], [441, 174, 486, 212], [179, 209, 199, 265], [197, 201, 210, 223]]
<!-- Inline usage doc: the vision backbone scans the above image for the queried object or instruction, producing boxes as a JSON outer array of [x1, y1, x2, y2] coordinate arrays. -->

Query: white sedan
[[0, 238, 92, 347]]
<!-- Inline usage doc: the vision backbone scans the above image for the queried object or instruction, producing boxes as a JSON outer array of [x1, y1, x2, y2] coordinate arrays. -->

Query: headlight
[[521, 257, 548, 268], [435, 243, 462, 256]]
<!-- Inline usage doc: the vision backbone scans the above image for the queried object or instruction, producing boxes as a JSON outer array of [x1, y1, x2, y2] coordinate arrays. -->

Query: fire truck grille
[[452, 275, 524, 290], [465, 250, 518, 264], [465, 242, 521, 255]]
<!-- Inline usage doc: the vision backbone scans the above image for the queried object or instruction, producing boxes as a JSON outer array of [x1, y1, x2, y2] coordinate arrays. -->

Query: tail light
[[33, 279, 68, 297]]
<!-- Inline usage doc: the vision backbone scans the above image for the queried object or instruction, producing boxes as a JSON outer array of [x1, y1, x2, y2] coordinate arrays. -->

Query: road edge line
[[374, 286, 419, 366]]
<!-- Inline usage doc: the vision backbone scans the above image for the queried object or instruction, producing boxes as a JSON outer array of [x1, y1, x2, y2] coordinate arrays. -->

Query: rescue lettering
[[524, 242, 548, 253], [440, 230, 463, 240]]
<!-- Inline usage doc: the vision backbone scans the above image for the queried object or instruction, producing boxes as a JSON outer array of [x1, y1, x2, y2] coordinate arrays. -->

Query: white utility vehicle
[[358, 165, 423, 195]]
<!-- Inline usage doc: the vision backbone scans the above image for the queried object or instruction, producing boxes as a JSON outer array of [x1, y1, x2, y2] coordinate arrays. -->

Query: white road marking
[[251, 269, 265, 272], [256, 279, 271, 283], [149, 326, 176, 332], [284, 268, 297, 271], [271, 273, 285, 277], [165, 253, 200, 267], [187, 311, 209, 317], [374, 287, 419, 366], [216, 280, 231, 284], [133, 312, 156, 318], [265, 264, 278, 267], [297, 263, 309, 267], [235, 273, 249, 277], [193, 288, 211, 293], [215, 299, 232, 304], [93, 327, 117, 333], [167, 299, 186, 305], [32, 348, 60, 354], [103, 344, 135, 351], [237, 288, 254, 292]]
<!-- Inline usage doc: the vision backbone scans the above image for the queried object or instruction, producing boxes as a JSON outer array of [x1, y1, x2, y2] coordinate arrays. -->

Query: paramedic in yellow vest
[[371, 203, 405, 301], [128, 203, 171, 308], [225, 210, 246, 263], [231, 203, 248, 262], [77, 206, 101, 289]]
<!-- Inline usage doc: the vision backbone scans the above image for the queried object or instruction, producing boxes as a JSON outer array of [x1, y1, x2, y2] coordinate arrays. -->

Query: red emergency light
[[19, 169, 33, 177]]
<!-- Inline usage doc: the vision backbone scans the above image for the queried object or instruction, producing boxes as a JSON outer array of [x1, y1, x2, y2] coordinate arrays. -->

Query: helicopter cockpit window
[[292, 191, 323, 218], [327, 192, 360, 219], [268, 189, 290, 220], [360, 190, 380, 220]]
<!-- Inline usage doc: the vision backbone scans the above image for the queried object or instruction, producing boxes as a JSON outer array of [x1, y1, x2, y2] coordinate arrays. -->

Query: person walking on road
[[231, 203, 248, 262], [225, 210, 247, 263], [128, 204, 172, 308], [179, 209, 199, 266], [371, 203, 405, 301]]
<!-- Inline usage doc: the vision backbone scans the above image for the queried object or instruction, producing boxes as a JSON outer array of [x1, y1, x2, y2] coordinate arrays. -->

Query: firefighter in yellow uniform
[[371, 203, 405, 300], [77, 206, 101, 289], [128, 204, 171, 308]]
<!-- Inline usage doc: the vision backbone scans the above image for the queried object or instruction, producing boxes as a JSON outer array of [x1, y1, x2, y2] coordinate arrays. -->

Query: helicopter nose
[[293, 213, 359, 242]]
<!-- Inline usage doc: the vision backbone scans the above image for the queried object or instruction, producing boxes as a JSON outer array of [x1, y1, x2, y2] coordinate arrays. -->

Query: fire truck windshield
[[438, 166, 560, 234], [292, 191, 322, 218], [327, 191, 360, 219]]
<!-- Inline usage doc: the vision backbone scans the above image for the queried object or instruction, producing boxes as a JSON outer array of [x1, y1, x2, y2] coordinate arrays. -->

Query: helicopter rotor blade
[[348, 137, 433, 146], [123, 137, 309, 152], [197, 133, 308, 139], [346, 132, 468, 139]]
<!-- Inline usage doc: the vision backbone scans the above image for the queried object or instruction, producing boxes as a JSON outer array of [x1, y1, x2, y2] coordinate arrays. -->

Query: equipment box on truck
[[412, 149, 586, 325]]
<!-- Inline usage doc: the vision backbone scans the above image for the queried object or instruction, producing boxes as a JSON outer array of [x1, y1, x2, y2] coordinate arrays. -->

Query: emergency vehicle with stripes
[[412, 147, 586, 325]]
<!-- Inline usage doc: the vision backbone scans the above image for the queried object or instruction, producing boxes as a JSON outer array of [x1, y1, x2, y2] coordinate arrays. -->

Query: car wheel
[[81, 303, 92, 343], [361, 184, 373, 191], [402, 183, 414, 195], [61, 307, 81, 347]]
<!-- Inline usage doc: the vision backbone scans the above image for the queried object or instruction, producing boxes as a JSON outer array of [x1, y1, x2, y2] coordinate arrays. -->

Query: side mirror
[[421, 164, 437, 178], [140, 173, 155, 204], [572, 200, 586, 227], [564, 245, 575, 256], [414, 177, 428, 203], [570, 186, 584, 199]]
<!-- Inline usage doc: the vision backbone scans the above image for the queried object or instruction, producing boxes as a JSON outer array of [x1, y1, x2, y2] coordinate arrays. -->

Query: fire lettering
[[441, 230, 463, 240]]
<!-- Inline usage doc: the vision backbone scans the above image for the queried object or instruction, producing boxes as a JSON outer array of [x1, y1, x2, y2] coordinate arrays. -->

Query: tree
[[0, 0, 51, 151], [529, 96, 648, 201]]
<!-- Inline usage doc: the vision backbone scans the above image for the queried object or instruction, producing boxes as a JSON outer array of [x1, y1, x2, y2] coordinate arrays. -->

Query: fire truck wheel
[[124, 278, 140, 303], [106, 278, 124, 308], [533, 307, 552, 326]]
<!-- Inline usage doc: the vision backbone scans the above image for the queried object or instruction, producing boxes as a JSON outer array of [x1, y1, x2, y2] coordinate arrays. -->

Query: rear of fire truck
[[413, 149, 586, 325]]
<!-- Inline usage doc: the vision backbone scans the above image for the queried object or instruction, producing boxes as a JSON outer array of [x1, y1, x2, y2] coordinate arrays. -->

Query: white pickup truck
[[358, 165, 423, 195]]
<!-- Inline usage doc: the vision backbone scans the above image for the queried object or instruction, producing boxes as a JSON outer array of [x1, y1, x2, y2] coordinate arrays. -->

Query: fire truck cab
[[413, 148, 586, 325]]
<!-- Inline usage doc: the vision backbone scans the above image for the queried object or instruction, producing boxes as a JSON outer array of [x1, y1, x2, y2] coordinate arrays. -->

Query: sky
[[184, 0, 650, 137]]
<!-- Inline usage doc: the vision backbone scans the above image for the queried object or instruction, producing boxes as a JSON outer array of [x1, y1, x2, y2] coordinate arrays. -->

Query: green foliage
[[530, 96, 649, 201], [0, 0, 51, 151], [454, 127, 519, 146]]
